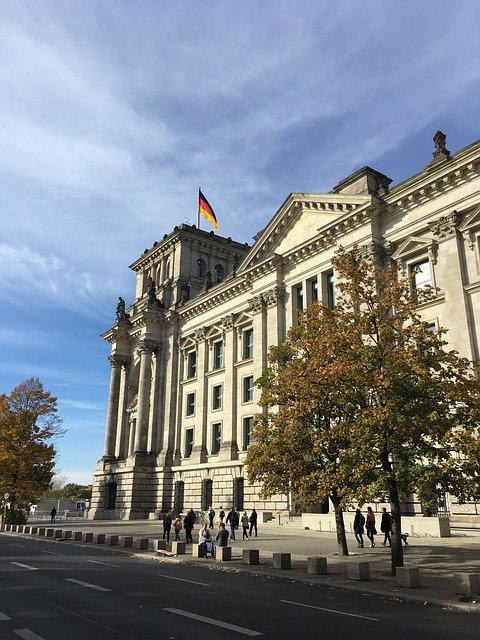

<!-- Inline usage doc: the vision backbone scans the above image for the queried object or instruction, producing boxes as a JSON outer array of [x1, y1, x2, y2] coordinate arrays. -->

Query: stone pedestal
[[133, 537, 149, 549], [72, 531, 83, 541], [347, 561, 370, 581], [119, 536, 133, 547], [171, 541, 186, 555], [216, 546, 232, 561], [243, 549, 259, 565], [54, 530, 63, 539], [307, 556, 327, 575], [396, 567, 421, 588], [106, 534, 119, 545], [82, 532, 94, 542], [38, 527, 46, 536], [273, 553, 291, 569], [454, 573, 480, 596], [62, 530, 73, 539], [93, 533, 106, 544], [192, 544, 204, 558], [45, 528, 54, 537]]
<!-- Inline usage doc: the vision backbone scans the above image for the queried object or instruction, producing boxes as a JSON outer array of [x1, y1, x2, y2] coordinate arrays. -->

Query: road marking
[[158, 573, 210, 586], [88, 559, 119, 568], [65, 578, 111, 592], [164, 608, 262, 636], [10, 562, 39, 571], [10, 544, 25, 548], [41, 550, 63, 556], [14, 630, 46, 640], [281, 599, 379, 622], [0, 611, 11, 621]]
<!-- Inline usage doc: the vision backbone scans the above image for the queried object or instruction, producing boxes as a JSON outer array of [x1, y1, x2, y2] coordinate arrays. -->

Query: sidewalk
[[5, 519, 480, 613]]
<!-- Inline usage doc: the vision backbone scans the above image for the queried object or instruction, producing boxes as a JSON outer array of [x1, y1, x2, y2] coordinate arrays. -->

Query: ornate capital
[[137, 338, 158, 355], [221, 313, 237, 331], [264, 285, 286, 307], [194, 327, 206, 343], [108, 354, 128, 368], [248, 295, 265, 313], [429, 212, 459, 239]]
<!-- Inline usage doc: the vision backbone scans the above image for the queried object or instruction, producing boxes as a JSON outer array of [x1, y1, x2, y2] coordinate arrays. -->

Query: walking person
[[173, 515, 183, 541], [226, 507, 239, 541], [241, 511, 249, 540], [207, 506, 215, 529], [162, 511, 172, 543], [219, 506, 225, 524], [50, 506, 57, 524], [198, 523, 212, 558], [380, 507, 392, 547], [213, 522, 229, 558], [365, 506, 376, 547], [353, 508, 365, 548], [183, 508, 196, 544], [248, 508, 258, 537]]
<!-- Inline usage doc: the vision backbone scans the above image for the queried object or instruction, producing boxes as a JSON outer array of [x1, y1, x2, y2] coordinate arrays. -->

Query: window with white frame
[[324, 270, 335, 309], [212, 384, 223, 410], [185, 428, 194, 458], [185, 392, 195, 417], [244, 328, 254, 359], [213, 340, 224, 369], [187, 350, 197, 378], [409, 258, 432, 290], [243, 416, 253, 450], [212, 422, 221, 454], [309, 277, 319, 304], [243, 375, 254, 403]]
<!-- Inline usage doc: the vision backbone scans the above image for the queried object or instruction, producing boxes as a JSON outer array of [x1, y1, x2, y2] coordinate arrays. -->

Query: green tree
[[0, 378, 64, 519], [247, 246, 480, 573]]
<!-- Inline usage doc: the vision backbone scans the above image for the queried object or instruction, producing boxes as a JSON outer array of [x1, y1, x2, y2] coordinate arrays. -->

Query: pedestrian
[[183, 508, 196, 544], [214, 522, 229, 558], [198, 523, 212, 558], [173, 515, 183, 541], [353, 508, 365, 548], [380, 507, 392, 547], [207, 506, 215, 529], [219, 506, 225, 523], [365, 506, 376, 547], [162, 511, 172, 543], [241, 511, 249, 540], [50, 506, 57, 524], [226, 507, 239, 541], [248, 508, 258, 537]]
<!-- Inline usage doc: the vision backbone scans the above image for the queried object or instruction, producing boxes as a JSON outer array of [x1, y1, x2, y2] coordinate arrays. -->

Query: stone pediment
[[239, 193, 370, 271], [459, 204, 480, 250], [391, 235, 438, 265]]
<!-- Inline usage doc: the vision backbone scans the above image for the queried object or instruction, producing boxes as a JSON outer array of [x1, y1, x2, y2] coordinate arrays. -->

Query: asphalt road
[[0, 536, 476, 640]]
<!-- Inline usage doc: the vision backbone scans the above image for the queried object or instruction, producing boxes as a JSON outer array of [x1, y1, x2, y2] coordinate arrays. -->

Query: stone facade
[[90, 132, 480, 520]]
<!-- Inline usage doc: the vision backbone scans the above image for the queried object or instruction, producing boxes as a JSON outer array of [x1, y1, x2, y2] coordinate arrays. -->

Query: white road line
[[10, 544, 25, 548], [10, 562, 39, 571], [164, 608, 262, 636], [158, 573, 210, 586], [0, 611, 11, 621], [281, 599, 379, 622], [41, 550, 63, 556], [14, 629, 47, 640], [88, 559, 119, 568], [65, 578, 111, 592]]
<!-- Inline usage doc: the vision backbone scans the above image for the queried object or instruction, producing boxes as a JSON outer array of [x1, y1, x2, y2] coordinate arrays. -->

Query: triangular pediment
[[459, 204, 480, 233], [391, 235, 434, 261], [239, 193, 370, 271]]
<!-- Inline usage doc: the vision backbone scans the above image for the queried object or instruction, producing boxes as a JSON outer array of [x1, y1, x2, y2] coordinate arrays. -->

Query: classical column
[[191, 328, 208, 464], [103, 354, 124, 459], [115, 358, 130, 459], [249, 294, 268, 402], [134, 339, 157, 453], [265, 285, 286, 350], [219, 314, 238, 460]]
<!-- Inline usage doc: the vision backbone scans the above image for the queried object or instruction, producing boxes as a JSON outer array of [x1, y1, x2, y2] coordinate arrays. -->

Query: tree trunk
[[387, 473, 404, 575], [331, 489, 349, 556]]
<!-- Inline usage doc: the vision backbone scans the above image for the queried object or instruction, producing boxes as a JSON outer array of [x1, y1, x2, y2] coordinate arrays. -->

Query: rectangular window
[[310, 277, 318, 304], [187, 351, 197, 378], [325, 270, 335, 309], [212, 384, 223, 410], [410, 258, 431, 290], [213, 340, 224, 369], [243, 416, 253, 450], [185, 392, 195, 417], [243, 375, 254, 403], [295, 284, 304, 310], [212, 422, 221, 454], [244, 328, 254, 359], [185, 428, 194, 458]]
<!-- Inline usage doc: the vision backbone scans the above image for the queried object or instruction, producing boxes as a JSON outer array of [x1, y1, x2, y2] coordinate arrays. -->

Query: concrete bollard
[[243, 549, 260, 565], [82, 532, 94, 542], [30, 527, 38, 535], [396, 566, 421, 588], [16, 526, 24, 533], [106, 534, 119, 545], [45, 528, 54, 538], [133, 537, 149, 550], [171, 541, 186, 555], [62, 530, 73, 540], [93, 533, 106, 544], [72, 531, 83, 541], [348, 561, 370, 581], [216, 546, 232, 561], [23, 526, 31, 534], [307, 556, 328, 575], [273, 553, 291, 570], [454, 573, 480, 596], [54, 530, 63, 539], [4, 524, 11, 531], [152, 539, 167, 551], [192, 544, 204, 558], [38, 527, 46, 536], [119, 536, 133, 547], [11, 525, 18, 532]]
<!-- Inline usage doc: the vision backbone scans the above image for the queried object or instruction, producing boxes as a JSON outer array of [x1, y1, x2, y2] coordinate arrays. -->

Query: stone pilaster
[[219, 314, 238, 460], [191, 327, 208, 463], [114, 358, 130, 459], [134, 339, 157, 453], [103, 354, 125, 459]]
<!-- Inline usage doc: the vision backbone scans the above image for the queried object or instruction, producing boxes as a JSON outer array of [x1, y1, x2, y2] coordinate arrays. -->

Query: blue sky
[[1, 1, 480, 486]]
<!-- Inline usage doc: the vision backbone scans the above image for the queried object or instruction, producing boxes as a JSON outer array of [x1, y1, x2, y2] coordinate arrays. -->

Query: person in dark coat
[[214, 522, 229, 558], [163, 512, 172, 543], [183, 508, 196, 544], [248, 508, 258, 537], [226, 508, 239, 541], [353, 508, 365, 548], [207, 506, 215, 529], [50, 506, 57, 524], [365, 506, 376, 547], [380, 507, 392, 547]]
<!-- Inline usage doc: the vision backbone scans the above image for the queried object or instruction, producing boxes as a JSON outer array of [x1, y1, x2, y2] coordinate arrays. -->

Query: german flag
[[198, 189, 218, 232]]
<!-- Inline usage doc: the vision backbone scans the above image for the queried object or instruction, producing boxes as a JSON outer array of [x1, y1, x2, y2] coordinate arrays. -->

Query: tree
[[0, 378, 64, 518], [247, 246, 480, 573]]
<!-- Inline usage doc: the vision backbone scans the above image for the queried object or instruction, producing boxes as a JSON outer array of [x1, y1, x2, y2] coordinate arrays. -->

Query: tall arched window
[[196, 258, 206, 279], [214, 264, 224, 284]]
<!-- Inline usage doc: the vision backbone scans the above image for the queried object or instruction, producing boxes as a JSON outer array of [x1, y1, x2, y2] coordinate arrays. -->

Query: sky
[[1, 1, 480, 486]]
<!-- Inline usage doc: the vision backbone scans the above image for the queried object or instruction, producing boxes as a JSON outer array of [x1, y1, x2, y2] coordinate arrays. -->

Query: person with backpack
[[173, 515, 183, 541], [380, 507, 392, 547], [226, 507, 239, 541], [353, 508, 365, 548], [207, 506, 215, 529], [183, 508, 196, 544], [162, 511, 172, 543]]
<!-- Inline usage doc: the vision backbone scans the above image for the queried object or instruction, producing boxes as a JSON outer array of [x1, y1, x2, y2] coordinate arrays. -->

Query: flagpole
[[197, 187, 201, 229]]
